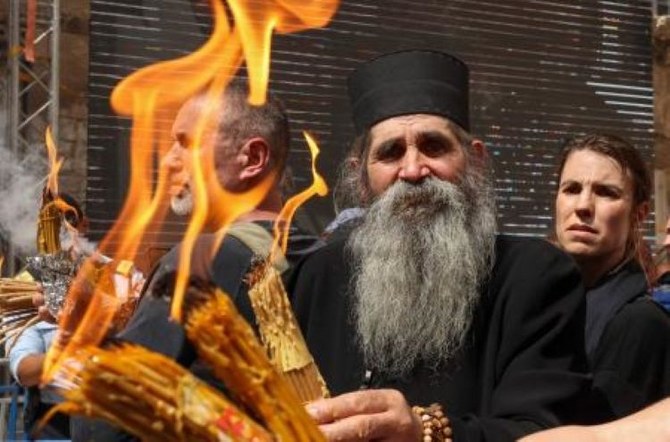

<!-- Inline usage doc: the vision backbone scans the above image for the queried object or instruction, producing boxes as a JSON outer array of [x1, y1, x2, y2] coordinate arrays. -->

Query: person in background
[[289, 49, 595, 442], [7, 192, 88, 440], [553, 134, 670, 420]]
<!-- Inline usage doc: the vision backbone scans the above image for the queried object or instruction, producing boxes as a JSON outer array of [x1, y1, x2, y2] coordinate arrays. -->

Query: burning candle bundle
[[32, 0, 341, 437], [47, 344, 272, 442], [247, 260, 329, 403], [58, 257, 144, 339], [49, 283, 324, 441], [0, 278, 40, 345], [185, 287, 326, 442]]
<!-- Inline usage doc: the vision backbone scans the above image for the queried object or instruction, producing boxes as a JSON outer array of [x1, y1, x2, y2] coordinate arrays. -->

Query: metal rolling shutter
[[86, 0, 654, 249]]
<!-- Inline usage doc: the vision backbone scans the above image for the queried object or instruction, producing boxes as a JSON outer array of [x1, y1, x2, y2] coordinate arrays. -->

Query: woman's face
[[555, 149, 635, 265]]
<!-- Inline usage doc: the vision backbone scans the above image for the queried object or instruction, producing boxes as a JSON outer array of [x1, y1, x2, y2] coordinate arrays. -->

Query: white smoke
[[0, 110, 47, 256], [60, 229, 101, 260]]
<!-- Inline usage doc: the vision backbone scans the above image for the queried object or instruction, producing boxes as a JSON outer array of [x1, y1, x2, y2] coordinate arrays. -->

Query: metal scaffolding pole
[[4, 0, 61, 275]]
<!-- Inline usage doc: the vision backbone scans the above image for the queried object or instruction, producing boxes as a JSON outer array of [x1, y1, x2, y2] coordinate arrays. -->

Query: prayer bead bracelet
[[411, 403, 452, 442]]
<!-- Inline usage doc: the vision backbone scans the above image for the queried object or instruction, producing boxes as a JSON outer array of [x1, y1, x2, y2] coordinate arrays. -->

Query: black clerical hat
[[347, 49, 470, 133]]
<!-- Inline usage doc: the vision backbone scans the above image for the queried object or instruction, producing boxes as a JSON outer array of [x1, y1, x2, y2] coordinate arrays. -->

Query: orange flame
[[53, 197, 81, 233], [272, 132, 327, 258], [43, 0, 340, 383], [45, 127, 63, 197], [228, 0, 339, 104]]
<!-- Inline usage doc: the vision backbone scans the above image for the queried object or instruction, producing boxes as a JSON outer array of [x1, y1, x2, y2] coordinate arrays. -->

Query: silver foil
[[26, 252, 81, 317]]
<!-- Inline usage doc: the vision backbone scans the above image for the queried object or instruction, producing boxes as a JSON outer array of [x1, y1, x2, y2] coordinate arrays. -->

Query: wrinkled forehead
[[371, 113, 452, 136], [367, 114, 461, 156], [172, 95, 225, 139]]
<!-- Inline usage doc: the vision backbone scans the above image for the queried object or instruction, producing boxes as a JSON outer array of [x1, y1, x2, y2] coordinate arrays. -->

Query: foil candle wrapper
[[26, 253, 80, 317]]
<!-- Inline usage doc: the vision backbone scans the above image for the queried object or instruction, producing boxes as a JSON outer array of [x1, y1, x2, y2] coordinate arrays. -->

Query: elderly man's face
[[365, 114, 468, 197], [350, 114, 496, 377]]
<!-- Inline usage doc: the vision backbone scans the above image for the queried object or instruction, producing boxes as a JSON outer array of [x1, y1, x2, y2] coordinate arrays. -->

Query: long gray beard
[[349, 172, 496, 377], [170, 188, 194, 216]]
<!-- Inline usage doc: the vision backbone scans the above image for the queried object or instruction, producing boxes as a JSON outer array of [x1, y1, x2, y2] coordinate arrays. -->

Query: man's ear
[[470, 138, 488, 161], [346, 156, 360, 171], [238, 137, 271, 181]]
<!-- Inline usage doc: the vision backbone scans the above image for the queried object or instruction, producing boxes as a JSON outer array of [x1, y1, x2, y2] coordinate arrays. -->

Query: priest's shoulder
[[493, 234, 579, 276], [285, 233, 348, 290], [303, 232, 348, 263], [489, 235, 585, 320]]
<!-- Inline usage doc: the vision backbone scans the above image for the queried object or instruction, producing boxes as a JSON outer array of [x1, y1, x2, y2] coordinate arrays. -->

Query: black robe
[[586, 261, 670, 419], [288, 235, 595, 441]]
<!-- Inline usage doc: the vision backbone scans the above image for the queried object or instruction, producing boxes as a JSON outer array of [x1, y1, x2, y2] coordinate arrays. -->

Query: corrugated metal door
[[86, 0, 654, 248]]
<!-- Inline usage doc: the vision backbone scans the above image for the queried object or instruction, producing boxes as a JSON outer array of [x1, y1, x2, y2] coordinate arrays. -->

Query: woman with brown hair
[[553, 134, 670, 420]]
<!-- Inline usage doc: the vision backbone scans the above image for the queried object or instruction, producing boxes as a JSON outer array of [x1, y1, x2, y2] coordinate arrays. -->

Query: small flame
[[272, 132, 327, 258], [53, 197, 83, 251], [0, 255, 4, 275], [45, 127, 63, 197]]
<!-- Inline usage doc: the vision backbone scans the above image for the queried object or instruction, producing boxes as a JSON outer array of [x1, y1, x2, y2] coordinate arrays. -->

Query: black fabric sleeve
[[591, 298, 670, 418], [450, 239, 593, 441]]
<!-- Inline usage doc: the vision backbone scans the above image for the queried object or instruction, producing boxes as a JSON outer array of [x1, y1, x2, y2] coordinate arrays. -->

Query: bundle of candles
[[25, 190, 144, 334], [36, 197, 62, 255], [51, 283, 325, 441], [0, 278, 40, 346], [47, 344, 273, 442], [247, 260, 329, 403], [185, 287, 326, 441]]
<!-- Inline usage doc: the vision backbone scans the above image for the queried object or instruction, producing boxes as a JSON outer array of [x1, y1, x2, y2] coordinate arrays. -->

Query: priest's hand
[[306, 389, 422, 441]]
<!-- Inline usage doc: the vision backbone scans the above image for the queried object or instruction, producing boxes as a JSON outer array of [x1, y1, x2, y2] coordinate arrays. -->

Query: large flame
[[43, 0, 339, 383], [228, 0, 339, 104]]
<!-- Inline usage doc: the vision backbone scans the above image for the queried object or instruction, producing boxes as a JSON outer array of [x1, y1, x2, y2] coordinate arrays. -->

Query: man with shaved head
[[72, 80, 320, 441]]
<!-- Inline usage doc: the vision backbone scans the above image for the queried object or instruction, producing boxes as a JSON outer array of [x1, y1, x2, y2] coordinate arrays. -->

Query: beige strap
[[227, 223, 289, 273]]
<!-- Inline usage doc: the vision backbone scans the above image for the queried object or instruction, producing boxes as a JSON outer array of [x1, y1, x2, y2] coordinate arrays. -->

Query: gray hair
[[193, 80, 290, 176]]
